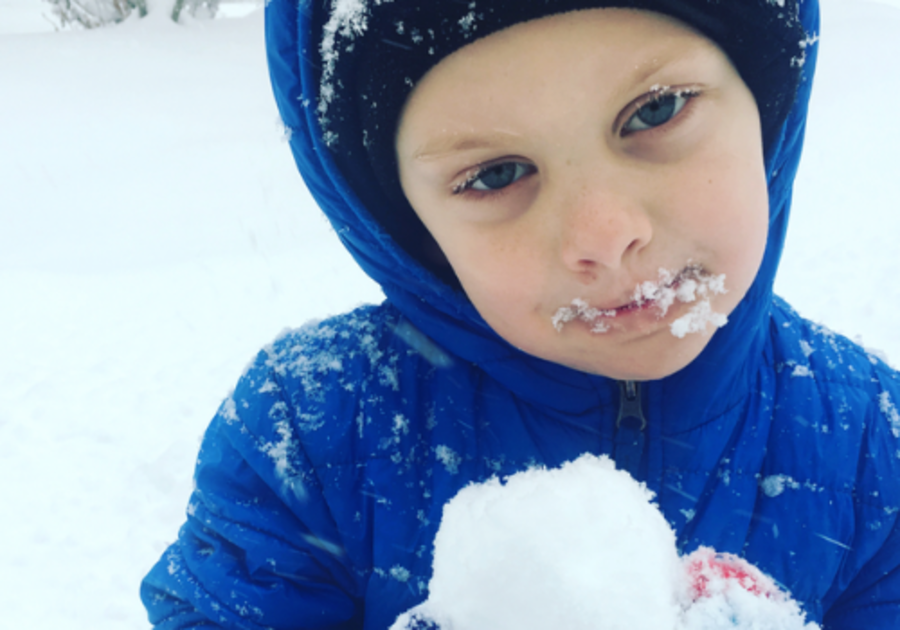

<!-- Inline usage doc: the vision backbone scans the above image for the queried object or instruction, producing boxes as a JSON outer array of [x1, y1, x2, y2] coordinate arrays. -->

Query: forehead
[[398, 8, 724, 156]]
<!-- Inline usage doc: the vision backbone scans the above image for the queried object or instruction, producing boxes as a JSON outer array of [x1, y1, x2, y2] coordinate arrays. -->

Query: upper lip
[[573, 265, 701, 313]]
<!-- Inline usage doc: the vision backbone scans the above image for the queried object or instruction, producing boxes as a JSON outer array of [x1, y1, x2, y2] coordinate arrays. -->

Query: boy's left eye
[[622, 92, 692, 134]]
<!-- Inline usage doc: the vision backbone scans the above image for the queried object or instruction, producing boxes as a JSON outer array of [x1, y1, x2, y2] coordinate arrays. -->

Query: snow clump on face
[[666, 269, 728, 339], [390, 454, 819, 630], [552, 265, 728, 338], [551, 298, 616, 333]]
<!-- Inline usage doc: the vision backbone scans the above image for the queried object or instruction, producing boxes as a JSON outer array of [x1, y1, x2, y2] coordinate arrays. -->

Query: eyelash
[[452, 161, 536, 197], [619, 86, 701, 137], [451, 86, 702, 198]]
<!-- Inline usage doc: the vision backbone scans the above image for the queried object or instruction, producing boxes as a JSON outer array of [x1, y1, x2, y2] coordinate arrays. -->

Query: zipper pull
[[617, 380, 647, 430], [614, 380, 646, 476]]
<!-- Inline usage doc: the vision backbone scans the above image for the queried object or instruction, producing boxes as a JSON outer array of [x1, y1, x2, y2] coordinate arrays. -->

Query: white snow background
[[0, 0, 897, 628]]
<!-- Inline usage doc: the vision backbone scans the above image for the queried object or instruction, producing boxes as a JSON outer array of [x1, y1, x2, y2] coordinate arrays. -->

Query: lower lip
[[609, 275, 687, 317], [580, 293, 683, 334], [612, 298, 658, 316]]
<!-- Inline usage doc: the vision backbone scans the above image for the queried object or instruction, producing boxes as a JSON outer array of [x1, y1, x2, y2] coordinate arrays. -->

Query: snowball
[[394, 455, 682, 630], [391, 454, 819, 630]]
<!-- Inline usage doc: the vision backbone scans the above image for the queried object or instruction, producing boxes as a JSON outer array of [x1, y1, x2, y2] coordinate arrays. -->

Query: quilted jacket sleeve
[[822, 519, 900, 629], [141, 344, 364, 630], [821, 369, 900, 629]]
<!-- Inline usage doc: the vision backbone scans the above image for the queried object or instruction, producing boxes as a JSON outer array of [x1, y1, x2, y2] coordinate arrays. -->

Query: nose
[[557, 176, 653, 277]]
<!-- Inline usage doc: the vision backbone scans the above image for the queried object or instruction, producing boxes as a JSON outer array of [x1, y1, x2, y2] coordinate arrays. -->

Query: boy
[[143, 0, 900, 628]]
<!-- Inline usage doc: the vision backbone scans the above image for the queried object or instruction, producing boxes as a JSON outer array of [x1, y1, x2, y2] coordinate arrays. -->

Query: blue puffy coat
[[142, 0, 900, 628]]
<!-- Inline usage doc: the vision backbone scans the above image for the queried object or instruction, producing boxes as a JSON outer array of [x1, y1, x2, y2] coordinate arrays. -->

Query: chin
[[561, 335, 712, 382]]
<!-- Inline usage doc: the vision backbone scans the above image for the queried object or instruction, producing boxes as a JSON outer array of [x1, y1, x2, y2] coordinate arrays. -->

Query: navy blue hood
[[264, 0, 820, 428]]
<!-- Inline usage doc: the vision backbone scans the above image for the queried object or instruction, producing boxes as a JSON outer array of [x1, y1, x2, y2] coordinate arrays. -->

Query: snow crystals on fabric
[[878, 391, 900, 438], [259, 418, 307, 500], [760, 474, 800, 498], [219, 395, 239, 424], [390, 565, 411, 583], [434, 445, 461, 475], [319, 0, 372, 144], [458, 2, 479, 37]]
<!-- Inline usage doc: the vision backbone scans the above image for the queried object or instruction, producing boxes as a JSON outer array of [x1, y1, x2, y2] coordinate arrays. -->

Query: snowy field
[[0, 0, 898, 628]]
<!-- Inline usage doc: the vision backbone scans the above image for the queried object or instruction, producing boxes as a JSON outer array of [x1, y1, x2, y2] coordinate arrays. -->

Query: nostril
[[624, 238, 642, 255], [574, 261, 598, 284]]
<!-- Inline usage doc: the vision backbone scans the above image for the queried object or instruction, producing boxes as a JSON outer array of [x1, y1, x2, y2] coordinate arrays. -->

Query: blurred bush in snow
[[43, 0, 220, 28]]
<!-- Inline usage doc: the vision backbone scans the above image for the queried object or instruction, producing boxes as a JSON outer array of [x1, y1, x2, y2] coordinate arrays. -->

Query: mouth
[[552, 264, 728, 337]]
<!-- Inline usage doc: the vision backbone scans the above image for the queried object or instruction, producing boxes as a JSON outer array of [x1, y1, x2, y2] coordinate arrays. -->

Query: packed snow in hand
[[391, 455, 818, 630], [552, 265, 728, 338]]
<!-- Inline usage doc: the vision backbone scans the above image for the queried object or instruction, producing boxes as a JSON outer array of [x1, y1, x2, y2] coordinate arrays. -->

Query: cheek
[[680, 143, 768, 246], [450, 236, 528, 301], [443, 228, 548, 326], [700, 162, 769, 292]]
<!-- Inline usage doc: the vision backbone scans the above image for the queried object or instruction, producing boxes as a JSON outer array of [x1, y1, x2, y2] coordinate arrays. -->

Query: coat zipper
[[614, 380, 647, 476]]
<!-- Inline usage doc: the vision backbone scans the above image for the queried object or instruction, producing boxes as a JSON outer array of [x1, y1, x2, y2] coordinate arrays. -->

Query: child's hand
[[679, 548, 816, 629]]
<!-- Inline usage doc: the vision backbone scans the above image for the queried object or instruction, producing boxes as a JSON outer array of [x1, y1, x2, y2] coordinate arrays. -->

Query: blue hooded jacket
[[142, 0, 900, 628]]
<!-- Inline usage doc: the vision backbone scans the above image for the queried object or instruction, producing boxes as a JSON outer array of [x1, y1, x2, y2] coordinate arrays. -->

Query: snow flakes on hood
[[318, 0, 378, 144], [219, 395, 240, 425], [458, 2, 480, 36], [792, 31, 820, 69]]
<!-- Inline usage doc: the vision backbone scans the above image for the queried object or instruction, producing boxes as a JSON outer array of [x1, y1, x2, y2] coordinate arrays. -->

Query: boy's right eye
[[620, 88, 698, 136], [455, 162, 536, 194]]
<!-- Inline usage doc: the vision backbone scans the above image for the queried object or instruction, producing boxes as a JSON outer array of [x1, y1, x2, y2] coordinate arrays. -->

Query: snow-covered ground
[[0, 0, 897, 628]]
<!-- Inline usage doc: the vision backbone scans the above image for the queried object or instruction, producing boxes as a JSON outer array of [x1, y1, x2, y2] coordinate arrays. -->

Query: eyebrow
[[413, 131, 521, 161], [626, 47, 704, 93]]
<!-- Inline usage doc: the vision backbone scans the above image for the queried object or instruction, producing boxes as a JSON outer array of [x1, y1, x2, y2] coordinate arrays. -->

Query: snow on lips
[[390, 454, 818, 630], [552, 264, 729, 339], [551, 298, 617, 333]]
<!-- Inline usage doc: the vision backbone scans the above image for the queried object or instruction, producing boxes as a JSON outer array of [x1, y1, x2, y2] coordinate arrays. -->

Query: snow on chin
[[551, 266, 728, 339], [669, 300, 729, 340], [391, 454, 818, 630]]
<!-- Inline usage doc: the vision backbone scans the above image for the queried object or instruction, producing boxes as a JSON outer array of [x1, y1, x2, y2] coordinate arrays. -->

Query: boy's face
[[395, 9, 769, 380]]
